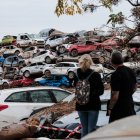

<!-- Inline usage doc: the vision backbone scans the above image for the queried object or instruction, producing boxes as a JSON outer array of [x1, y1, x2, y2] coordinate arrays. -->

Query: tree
[[55, 0, 140, 24], [55, 0, 140, 47]]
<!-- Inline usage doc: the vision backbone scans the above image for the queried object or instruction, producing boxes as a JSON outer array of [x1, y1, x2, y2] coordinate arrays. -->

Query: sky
[[0, 0, 133, 39]]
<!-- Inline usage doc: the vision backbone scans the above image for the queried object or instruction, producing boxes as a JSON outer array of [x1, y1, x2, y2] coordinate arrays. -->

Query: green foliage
[[107, 12, 125, 27], [55, 0, 82, 16]]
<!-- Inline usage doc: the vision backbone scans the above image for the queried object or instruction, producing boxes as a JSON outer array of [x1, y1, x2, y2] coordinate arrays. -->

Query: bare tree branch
[[127, 0, 140, 6]]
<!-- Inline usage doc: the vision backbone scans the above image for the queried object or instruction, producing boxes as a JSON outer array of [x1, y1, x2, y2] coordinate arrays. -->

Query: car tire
[[58, 46, 66, 54], [71, 49, 78, 57], [14, 50, 20, 55], [23, 70, 30, 78], [45, 56, 51, 64], [2, 82, 9, 89], [68, 71, 75, 79], [45, 45, 50, 50], [44, 70, 51, 77]]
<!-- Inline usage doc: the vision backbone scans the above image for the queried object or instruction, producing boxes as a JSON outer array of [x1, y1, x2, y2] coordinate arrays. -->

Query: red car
[[68, 41, 99, 57], [9, 76, 34, 88], [99, 36, 123, 50], [127, 47, 140, 58]]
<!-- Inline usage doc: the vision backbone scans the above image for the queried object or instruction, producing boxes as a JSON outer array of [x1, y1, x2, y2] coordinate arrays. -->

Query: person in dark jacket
[[74, 54, 104, 137], [108, 51, 137, 123]]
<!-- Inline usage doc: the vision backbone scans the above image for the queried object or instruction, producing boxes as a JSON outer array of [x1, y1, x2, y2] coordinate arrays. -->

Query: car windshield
[[29, 34, 40, 39]]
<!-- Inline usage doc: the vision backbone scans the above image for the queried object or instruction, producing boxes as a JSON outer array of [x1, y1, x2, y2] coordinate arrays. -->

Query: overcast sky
[[0, 0, 133, 39]]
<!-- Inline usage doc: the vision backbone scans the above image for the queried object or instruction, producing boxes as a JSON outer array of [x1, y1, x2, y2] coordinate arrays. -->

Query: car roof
[[0, 86, 74, 102], [0, 86, 64, 93]]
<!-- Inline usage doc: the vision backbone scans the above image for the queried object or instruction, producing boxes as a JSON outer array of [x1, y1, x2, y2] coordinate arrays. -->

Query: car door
[[19, 35, 26, 46], [51, 89, 71, 102], [77, 42, 89, 53], [85, 41, 97, 52], [54, 63, 64, 74], [35, 51, 46, 62], [54, 35, 63, 46], [61, 63, 74, 74], [29, 90, 55, 111], [11, 56, 19, 66], [37, 62, 45, 72], [10, 77, 22, 87], [4, 91, 35, 121], [24, 35, 30, 45], [29, 63, 38, 73]]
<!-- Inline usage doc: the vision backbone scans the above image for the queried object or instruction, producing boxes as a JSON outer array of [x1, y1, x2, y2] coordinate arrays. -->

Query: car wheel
[[58, 46, 66, 54], [45, 45, 50, 50], [44, 70, 51, 77], [71, 49, 78, 57], [45, 56, 51, 64], [2, 82, 9, 89], [68, 71, 75, 79], [23, 70, 30, 78], [14, 50, 20, 55]]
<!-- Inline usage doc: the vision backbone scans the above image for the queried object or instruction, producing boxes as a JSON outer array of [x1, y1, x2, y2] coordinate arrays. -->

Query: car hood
[[34, 38, 45, 41]]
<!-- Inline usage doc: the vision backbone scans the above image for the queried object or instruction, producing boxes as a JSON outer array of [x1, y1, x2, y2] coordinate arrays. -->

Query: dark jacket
[[74, 68, 104, 111]]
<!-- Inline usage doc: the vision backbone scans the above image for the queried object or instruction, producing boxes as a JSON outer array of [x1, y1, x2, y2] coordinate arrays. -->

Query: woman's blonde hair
[[78, 54, 93, 71]]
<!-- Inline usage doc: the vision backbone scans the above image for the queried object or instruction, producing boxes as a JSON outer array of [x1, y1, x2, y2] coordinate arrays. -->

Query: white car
[[29, 34, 45, 46], [43, 62, 79, 78], [16, 33, 36, 48], [19, 62, 51, 77], [27, 50, 57, 64], [45, 34, 69, 49], [0, 45, 22, 55], [19, 46, 44, 59], [124, 62, 140, 69], [67, 63, 114, 79], [0, 86, 73, 122]]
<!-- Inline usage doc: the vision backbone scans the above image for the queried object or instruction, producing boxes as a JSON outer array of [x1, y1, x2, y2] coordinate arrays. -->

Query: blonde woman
[[74, 54, 104, 137]]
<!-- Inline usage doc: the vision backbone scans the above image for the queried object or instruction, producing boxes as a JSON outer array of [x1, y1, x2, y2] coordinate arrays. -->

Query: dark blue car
[[34, 75, 70, 87]]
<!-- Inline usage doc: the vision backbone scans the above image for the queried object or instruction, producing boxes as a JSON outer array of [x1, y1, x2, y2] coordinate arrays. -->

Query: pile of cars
[[0, 29, 140, 88], [0, 28, 140, 139]]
